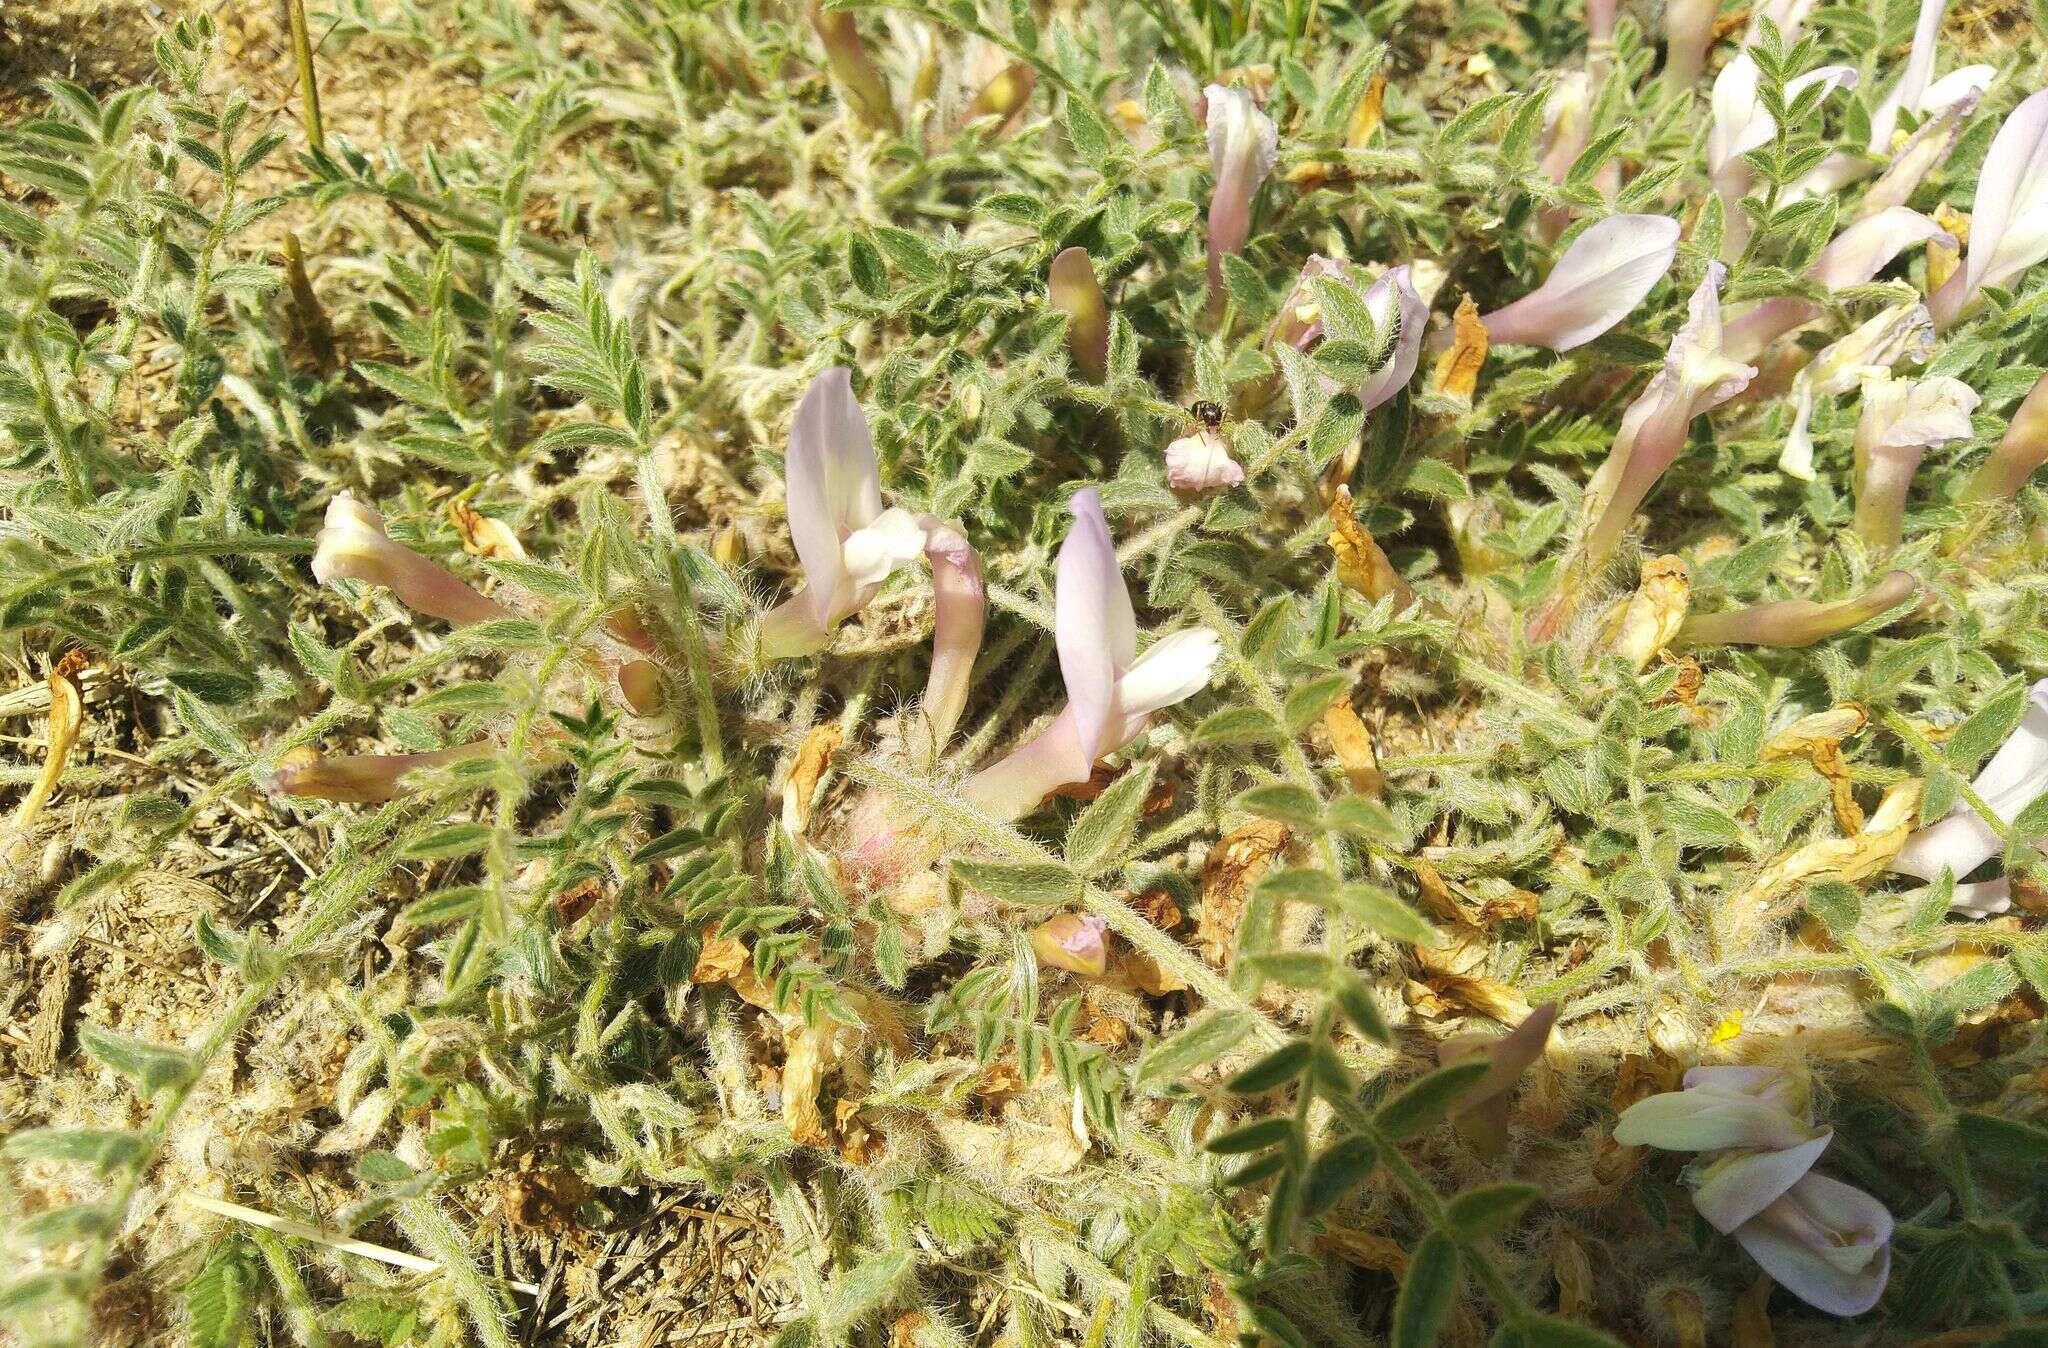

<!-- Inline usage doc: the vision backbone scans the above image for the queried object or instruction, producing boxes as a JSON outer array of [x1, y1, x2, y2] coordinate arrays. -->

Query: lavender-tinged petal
[[1057, 488, 1137, 765], [1031, 913, 1110, 975], [1953, 89, 2048, 313], [1480, 214, 1681, 351], [1723, 297, 1825, 363], [919, 521, 986, 748], [1732, 1174, 1892, 1317], [784, 367, 884, 627], [1861, 92, 1977, 218], [1357, 265, 1427, 412], [1692, 1132, 1834, 1234], [1810, 208, 1953, 289], [1204, 84, 1279, 295], [958, 707, 1092, 821], [1948, 877, 2014, 917]]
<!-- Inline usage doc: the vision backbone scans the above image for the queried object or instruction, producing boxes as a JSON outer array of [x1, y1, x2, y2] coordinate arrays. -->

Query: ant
[[1189, 400, 1224, 430]]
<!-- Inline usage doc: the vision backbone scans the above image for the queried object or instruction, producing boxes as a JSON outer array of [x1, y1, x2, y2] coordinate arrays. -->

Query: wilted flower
[[1530, 265, 1754, 641], [806, 0, 897, 131], [313, 493, 511, 626], [1270, 255, 1352, 352], [265, 742, 492, 803], [959, 489, 1220, 820], [1851, 373, 1980, 550], [1678, 570, 1917, 648], [758, 368, 929, 659], [1961, 368, 2048, 501], [1204, 83, 1279, 297], [1779, 302, 1936, 480], [1854, 91, 1981, 217], [1048, 247, 1109, 384], [1722, 209, 1955, 362], [1436, 1002, 1557, 1156], [1031, 912, 1109, 975], [1929, 90, 2048, 329], [917, 520, 986, 748], [1477, 214, 1681, 352], [1663, 0, 1716, 91], [1164, 427, 1245, 492], [1892, 678, 2048, 917]]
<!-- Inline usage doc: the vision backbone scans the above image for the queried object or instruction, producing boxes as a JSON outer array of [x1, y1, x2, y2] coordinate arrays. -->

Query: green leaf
[[1444, 1181, 1540, 1241], [3, 1126, 148, 1174], [1195, 705, 1282, 745], [1947, 680, 2028, 775], [1136, 1011, 1254, 1090], [1326, 793, 1402, 844], [1283, 673, 1353, 733], [1205, 1117, 1294, 1154], [1956, 1112, 2048, 1170], [1064, 762, 1155, 875], [1301, 1134, 1378, 1216], [823, 1249, 912, 1334], [1391, 1231, 1462, 1348], [402, 823, 494, 860], [79, 1024, 198, 1097], [1235, 783, 1322, 828], [1226, 1038, 1312, 1094], [1503, 1314, 1629, 1347], [1330, 882, 1438, 946], [949, 858, 1080, 906], [1375, 1060, 1488, 1141]]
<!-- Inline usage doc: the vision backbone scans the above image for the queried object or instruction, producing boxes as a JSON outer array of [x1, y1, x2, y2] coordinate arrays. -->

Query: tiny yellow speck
[[1465, 53, 1496, 78], [1711, 1013, 1743, 1044]]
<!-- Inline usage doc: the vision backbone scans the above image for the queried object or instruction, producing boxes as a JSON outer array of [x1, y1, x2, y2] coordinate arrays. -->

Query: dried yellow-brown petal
[[1605, 555, 1690, 672], [1429, 294, 1489, 405], [1554, 1232, 1596, 1320], [1121, 948, 1189, 997], [1413, 932, 1533, 1023], [446, 499, 525, 559], [781, 723, 844, 835], [1197, 821, 1290, 967], [1761, 704, 1869, 834], [1328, 486, 1415, 611], [10, 659, 84, 842], [691, 931, 751, 985], [1732, 1277, 1777, 1348], [1322, 697, 1384, 798], [837, 1099, 884, 1164], [1346, 73, 1387, 146], [1317, 1226, 1409, 1276], [1718, 779, 1922, 950], [782, 1020, 834, 1147], [1411, 857, 1474, 928]]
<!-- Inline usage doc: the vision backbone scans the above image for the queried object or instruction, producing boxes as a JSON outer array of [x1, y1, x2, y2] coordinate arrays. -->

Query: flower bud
[[1962, 369, 2048, 501], [264, 742, 491, 803], [1032, 913, 1109, 976], [1204, 84, 1279, 298], [1165, 427, 1245, 492], [1678, 570, 1917, 649], [1851, 373, 1979, 551], [806, 0, 897, 132], [312, 493, 510, 626], [1048, 247, 1109, 384]]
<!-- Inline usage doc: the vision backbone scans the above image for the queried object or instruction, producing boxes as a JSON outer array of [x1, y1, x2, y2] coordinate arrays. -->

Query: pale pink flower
[[1851, 373, 1980, 550], [1893, 678, 2048, 916], [1204, 84, 1279, 298], [1722, 208, 1954, 361], [1479, 214, 1681, 352], [1779, 302, 1935, 480], [1733, 1173, 1893, 1316], [1930, 90, 2048, 329], [312, 493, 511, 626], [1709, 57, 1858, 257], [1049, 247, 1109, 383], [1677, 570, 1917, 648], [265, 742, 493, 803], [1165, 427, 1245, 492], [917, 520, 986, 748], [1530, 265, 1755, 640], [959, 489, 1219, 820], [758, 368, 928, 659], [1355, 266, 1427, 412]]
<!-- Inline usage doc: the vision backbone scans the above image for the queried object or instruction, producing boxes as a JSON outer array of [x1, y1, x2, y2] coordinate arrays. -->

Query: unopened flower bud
[[618, 660, 664, 716], [312, 493, 510, 626], [806, 0, 898, 132], [264, 742, 491, 803], [1032, 912, 1109, 976], [1678, 570, 1917, 649], [1048, 247, 1109, 384], [1165, 427, 1244, 492], [1962, 369, 2048, 501]]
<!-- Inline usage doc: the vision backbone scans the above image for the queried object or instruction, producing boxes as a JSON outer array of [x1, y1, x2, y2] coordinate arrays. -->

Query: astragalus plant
[[4, 0, 2048, 1345]]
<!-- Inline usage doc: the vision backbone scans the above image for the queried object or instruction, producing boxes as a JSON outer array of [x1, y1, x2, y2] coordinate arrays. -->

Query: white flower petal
[[1115, 628, 1221, 721], [1480, 214, 1681, 351], [1733, 1173, 1892, 1317], [1691, 1132, 1833, 1234], [1057, 489, 1139, 764]]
